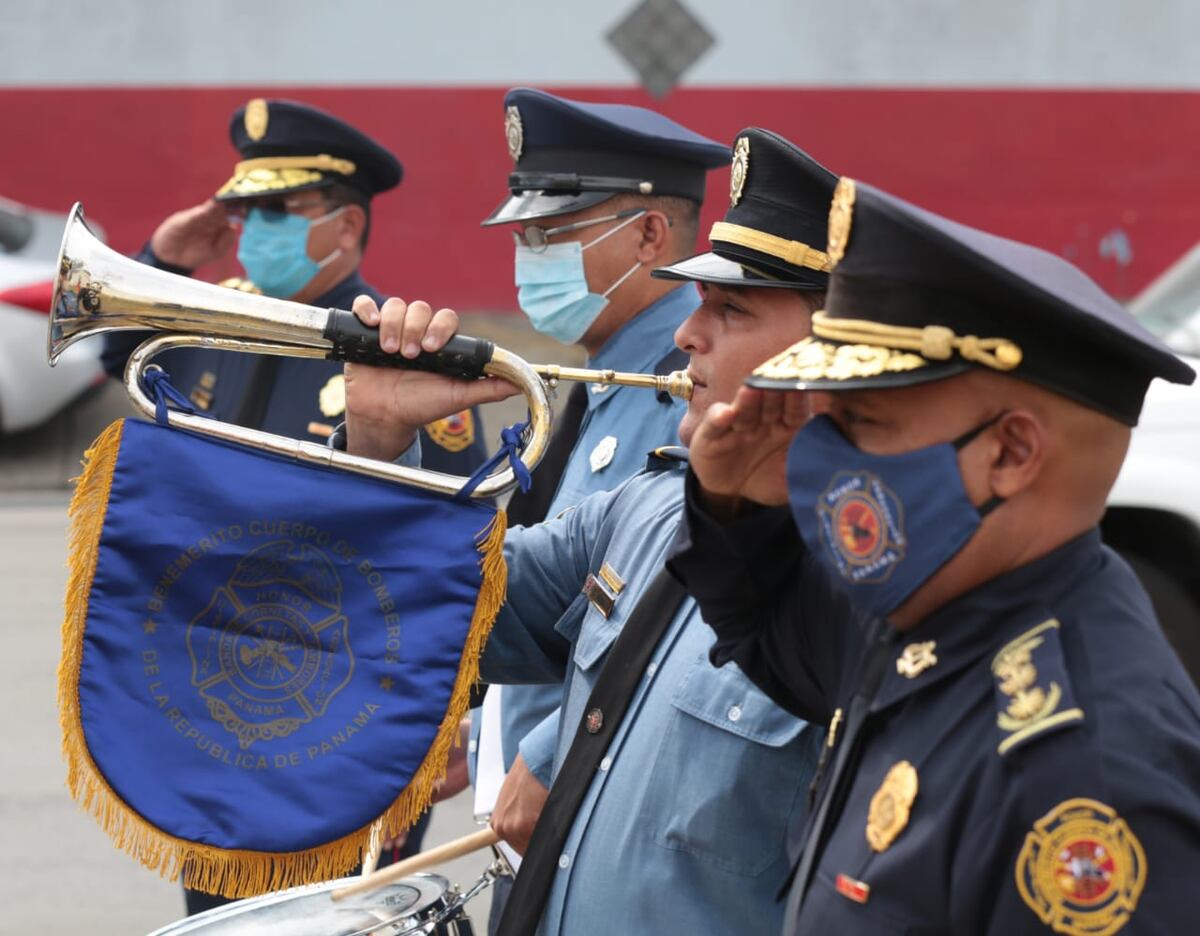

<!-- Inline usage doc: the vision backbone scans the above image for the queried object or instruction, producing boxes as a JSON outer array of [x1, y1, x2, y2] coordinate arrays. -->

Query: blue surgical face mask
[[237, 206, 344, 298], [786, 413, 1004, 616], [513, 211, 644, 344]]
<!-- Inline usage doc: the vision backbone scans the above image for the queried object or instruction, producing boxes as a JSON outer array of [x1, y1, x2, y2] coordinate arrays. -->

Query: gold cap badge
[[826, 176, 856, 268], [244, 98, 269, 142], [505, 106, 524, 162], [730, 136, 750, 206], [866, 760, 918, 852]]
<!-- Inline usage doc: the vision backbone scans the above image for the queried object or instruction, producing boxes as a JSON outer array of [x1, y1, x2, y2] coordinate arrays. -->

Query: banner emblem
[[188, 540, 353, 750]]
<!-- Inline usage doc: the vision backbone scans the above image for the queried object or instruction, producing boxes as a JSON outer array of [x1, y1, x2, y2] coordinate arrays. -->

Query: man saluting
[[669, 179, 1200, 934]]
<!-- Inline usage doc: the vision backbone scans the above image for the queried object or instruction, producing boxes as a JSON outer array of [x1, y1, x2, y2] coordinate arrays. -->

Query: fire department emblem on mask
[[1015, 798, 1146, 936], [817, 470, 906, 583], [187, 539, 354, 749]]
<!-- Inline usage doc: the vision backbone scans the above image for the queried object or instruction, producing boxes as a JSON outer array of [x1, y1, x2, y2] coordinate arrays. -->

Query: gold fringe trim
[[58, 420, 509, 899]]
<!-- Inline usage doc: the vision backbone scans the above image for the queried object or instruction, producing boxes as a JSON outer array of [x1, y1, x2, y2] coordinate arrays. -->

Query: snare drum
[[145, 873, 474, 936]]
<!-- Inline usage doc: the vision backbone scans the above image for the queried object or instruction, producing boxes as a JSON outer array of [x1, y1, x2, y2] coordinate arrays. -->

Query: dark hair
[[323, 182, 372, 250]]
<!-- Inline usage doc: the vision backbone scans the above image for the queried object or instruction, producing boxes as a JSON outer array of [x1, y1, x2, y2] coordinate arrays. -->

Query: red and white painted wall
[[4, 0, 1199, 307]]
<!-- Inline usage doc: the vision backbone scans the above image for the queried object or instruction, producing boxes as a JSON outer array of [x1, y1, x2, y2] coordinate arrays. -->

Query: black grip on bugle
[[323, 308, 495, 380]]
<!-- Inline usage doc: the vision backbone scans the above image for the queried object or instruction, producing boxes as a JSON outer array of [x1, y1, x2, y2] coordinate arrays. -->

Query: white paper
[[472, 689, 523, 872]]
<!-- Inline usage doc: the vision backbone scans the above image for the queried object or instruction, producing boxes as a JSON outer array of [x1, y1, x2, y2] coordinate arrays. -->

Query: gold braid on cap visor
[[753, 313, 1023, 382], [216, 154, 358, 197], [709, 222, 832, 273]]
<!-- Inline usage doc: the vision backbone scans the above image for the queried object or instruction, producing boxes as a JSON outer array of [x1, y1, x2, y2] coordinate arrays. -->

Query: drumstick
[[331, 827, 500, 902]]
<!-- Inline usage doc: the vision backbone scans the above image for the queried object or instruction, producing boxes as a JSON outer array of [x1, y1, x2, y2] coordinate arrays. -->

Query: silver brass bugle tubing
[[533, 364, 692, 400], [46, 203, 689, 497]]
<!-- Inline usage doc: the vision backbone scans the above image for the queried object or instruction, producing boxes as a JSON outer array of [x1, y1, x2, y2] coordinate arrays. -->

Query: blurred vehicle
[[1104, 246, 1200, 679], [0, 197, 103, 434]]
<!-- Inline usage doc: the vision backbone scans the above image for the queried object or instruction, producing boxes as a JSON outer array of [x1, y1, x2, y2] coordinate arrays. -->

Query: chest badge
[[866, 760, 918, 852], [896, 640, 938, 679], [590, 435, 618, 472], [1015, 798, 1146, 936], [319, 374, 346, 418]]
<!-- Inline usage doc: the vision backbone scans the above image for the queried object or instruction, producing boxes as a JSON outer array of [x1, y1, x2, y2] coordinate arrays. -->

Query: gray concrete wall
[[3, 0, 1198, 87]]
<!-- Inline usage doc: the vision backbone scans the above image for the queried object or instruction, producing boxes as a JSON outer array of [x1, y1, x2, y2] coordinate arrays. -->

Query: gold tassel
[[58, 424, 510, 899]]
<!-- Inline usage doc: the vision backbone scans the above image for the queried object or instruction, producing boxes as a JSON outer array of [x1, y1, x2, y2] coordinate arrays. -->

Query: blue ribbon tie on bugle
[[59, 418, 507, 898]]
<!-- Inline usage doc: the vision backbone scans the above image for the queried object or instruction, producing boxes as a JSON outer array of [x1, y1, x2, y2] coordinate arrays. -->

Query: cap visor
[[652, 251, 826, 290], [481, 190, 614, 226], [746, 336, 971, 391]]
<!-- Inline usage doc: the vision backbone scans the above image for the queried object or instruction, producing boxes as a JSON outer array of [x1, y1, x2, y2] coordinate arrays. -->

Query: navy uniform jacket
[[668, 473, 1200, 935], [101, 248, 487, 474]]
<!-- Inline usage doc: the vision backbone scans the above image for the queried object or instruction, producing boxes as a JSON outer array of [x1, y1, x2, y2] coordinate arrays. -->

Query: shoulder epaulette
[[645, 445, 689, 471], [991, 618, 1085, 757]]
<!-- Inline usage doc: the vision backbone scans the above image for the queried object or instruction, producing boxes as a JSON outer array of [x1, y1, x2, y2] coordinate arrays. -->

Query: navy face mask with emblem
[[786, 413, 1003, 617]]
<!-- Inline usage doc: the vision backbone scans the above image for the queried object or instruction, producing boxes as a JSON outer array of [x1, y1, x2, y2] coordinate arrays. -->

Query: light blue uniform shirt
[[482, 466, 821, 935], [499, 285, 696, 781]]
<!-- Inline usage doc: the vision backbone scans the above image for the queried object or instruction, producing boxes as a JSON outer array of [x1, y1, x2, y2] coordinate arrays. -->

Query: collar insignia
[[896, 640, 938, 679], [826, 176, 856, 268], [730, 136, 750, 206], [1016, 798, 1146, 936], [505, 106, 523, 162], [992, 618, 1084, 756], [866, 760, 918, 852], [244, 98, 269, 142]]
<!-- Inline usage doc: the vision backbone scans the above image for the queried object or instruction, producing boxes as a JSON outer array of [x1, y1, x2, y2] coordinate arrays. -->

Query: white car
[[1105, 248, 1200, 679], [0, 198, 103, 433]]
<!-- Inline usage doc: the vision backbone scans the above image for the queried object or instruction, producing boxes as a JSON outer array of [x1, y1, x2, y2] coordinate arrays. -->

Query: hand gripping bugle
[[47, 204, 691, 498]]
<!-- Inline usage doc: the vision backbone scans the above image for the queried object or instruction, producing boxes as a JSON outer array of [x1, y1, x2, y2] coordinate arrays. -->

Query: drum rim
[[144, 873, 453, 935]]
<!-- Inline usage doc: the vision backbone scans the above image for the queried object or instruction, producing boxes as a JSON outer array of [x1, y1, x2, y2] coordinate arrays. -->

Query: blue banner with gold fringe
[[60, 418, 506, 898]]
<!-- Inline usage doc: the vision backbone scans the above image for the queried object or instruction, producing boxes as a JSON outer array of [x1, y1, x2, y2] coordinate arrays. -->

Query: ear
[[977, 410, 1045, 502], [336, 203, 367, 251], [633, 210, 672, 263]]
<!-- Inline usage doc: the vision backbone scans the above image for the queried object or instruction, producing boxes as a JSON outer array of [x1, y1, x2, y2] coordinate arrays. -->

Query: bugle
[[48, 203, 692, 497]]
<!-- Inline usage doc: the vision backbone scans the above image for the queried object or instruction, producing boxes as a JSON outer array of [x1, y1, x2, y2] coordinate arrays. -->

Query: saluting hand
[[343, 296, 519, 462], [688, 386, 809, 513], [149, 199, 238, 270]]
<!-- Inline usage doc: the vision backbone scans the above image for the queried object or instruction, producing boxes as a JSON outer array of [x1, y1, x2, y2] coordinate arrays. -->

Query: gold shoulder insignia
[[1015, 798, 1146, 936], [424, 410, 475, 453], [992, 619, 1084, 756]]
